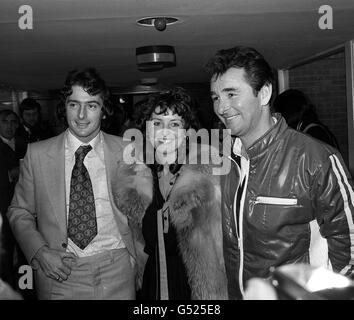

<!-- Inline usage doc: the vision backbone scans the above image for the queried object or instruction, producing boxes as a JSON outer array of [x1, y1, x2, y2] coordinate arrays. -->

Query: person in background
[[273, 88, 339, 149], [0, 110, 25, 289], [130, 98, 150, 130], [113, 87, 227, 300], [0, 215, 22, 300], [16, 98, 53, 158], [207, 45, 354, 300], [7, 68, 136, 300], [102, 96, 131, 137]]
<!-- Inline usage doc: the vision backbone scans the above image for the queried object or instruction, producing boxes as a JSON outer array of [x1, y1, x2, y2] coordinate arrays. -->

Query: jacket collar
[[247, 113, 288, 159], [232, 113, 288, 161]]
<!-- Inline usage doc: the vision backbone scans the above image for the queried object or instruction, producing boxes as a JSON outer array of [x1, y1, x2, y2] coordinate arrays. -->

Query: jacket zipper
[[255, 196, 297, 205], [238, 161, 248, 297], [229, 156, 240, 245], [229, 155, 249, 297]]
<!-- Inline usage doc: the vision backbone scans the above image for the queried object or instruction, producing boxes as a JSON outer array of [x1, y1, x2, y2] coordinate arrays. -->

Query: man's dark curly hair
[[133, 86, 200, 133], [57, 68, 113, 122], [206, 46, 275, 99]]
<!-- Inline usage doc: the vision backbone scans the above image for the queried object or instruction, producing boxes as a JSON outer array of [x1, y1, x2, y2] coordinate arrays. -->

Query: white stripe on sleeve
[[329, 155, 354, 274]]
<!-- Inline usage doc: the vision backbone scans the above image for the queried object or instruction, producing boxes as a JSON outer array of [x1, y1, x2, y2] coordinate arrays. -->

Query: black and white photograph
[[0, 0, 354, 310]]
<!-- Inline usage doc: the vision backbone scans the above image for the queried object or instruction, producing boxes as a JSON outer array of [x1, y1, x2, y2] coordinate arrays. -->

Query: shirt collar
[[232, 136, 250, 162], [0, 135, 15, 150], [23, 125, 31, 134], [1, 135, 12, 144], [65, 129, 101, 156]]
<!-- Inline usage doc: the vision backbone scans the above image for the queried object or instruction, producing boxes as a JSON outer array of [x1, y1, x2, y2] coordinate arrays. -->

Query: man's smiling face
[[210, 67, 264, 141], [65, 85, 103, 143]]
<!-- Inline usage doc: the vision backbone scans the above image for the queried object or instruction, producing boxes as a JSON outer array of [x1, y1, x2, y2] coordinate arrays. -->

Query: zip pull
[[238, 237, 241, 249], [255, 196, 298, 205], [162, 206, 169, 234]]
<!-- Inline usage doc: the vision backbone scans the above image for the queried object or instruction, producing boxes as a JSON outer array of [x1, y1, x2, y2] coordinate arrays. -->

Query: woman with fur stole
[[112, 87, 227, 300]]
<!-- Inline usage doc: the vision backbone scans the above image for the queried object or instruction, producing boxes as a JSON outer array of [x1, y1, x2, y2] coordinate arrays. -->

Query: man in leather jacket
[[207, 46, 354, 300]]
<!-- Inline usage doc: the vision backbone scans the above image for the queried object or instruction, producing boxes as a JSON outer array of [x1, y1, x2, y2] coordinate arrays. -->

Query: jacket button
[[62, 243, 67, 248]]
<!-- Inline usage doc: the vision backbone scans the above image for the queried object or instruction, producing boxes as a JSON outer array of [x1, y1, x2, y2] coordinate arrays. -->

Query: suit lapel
[[40, 132, 135, 256], [102, 133, 136, 259], [41, 133, 67, 236], [0, 140, 17, 166], [102, 132, 128, 232]]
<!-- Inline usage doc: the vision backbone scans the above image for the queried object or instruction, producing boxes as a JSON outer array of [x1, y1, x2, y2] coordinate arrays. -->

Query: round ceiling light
[[136, 16, 180, 28]]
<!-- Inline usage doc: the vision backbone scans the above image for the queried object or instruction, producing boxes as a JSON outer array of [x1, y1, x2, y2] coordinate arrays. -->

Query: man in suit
[[0, 110, 36, 300], [0, 109, 21, 288], [0, 110, 20, 207], [16, 98, 53, 153], [8, 68, 136, 300], [0, 215, 22, 300]]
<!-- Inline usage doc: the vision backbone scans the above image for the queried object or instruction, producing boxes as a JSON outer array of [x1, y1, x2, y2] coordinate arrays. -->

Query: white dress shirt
[[65, 129, 125, 257]]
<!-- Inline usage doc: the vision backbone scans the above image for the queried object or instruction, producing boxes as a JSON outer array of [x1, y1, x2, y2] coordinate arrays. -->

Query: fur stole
[[112, 143, 228, 299], [112, 161, 152, 290]]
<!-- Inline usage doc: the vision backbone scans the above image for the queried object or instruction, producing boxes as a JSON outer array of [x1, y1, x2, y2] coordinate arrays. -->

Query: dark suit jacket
[[17, 123, 53, 142], [0, 140, 18, 214], [16, 124, 51, 159]]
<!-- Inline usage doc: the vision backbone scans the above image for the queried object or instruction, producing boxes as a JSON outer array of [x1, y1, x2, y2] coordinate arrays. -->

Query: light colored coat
[[7, 131, 136, 296]]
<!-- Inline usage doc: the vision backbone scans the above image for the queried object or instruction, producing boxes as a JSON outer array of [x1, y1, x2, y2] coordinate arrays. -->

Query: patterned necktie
[[68, 145, 97, 249]]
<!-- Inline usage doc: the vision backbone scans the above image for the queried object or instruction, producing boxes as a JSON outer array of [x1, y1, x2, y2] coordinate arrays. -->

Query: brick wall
[[288, 51, 348, 165]]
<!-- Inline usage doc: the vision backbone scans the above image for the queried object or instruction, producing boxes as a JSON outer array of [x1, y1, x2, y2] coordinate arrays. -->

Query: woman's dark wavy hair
[[132, 86, 201, 174], [132, 86, 201, 133], [57, 68, 113, 123], [206, 46, 275, 100]]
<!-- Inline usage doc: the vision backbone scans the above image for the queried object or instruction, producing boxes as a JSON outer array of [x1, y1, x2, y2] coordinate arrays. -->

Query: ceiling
[[1, 0, 354, 92]]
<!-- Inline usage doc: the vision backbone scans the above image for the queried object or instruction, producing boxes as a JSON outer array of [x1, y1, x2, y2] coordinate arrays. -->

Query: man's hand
[[244, 278, 278, 300], [34, 246, 77, 282]]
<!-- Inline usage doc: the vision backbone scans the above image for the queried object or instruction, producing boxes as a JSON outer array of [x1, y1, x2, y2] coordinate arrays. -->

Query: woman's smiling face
[[147, 107, 186, 156]]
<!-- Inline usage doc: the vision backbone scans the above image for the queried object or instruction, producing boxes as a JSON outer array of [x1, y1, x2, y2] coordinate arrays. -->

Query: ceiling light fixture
[[115, 78, 170, 95], [136, 45, 176, 72], [136, 16, 180, 32]]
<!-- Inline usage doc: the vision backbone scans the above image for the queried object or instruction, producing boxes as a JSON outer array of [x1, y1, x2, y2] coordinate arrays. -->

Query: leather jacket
[[221, 113, 354, 299]]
